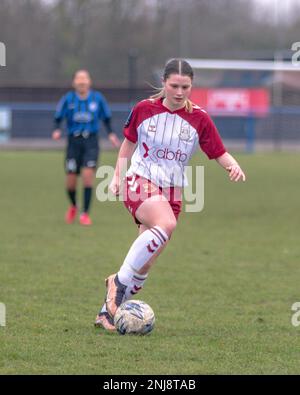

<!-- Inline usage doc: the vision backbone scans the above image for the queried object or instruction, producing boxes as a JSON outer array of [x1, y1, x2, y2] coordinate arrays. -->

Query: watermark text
[[0, 42, 6, 67], [95, 164, 205, 213], [291, 42, 300, 66], [0, 303, 6, 327], [291, 302, 300, 327]]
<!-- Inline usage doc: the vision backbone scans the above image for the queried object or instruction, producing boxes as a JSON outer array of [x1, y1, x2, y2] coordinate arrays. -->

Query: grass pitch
[[1, 150, 300, 374]]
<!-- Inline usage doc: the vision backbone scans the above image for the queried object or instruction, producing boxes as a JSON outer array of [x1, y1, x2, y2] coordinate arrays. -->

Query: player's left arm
[[199, 113, 246, 182], [104, 120, 121, 148], [215, 152, 246, 182]]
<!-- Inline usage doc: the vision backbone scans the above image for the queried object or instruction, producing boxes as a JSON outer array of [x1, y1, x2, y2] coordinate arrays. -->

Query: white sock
[[118, 226, 168, 287], [98, 226, 168, 315], [99, 273, 148, 315], [124, 273, 148, 300]]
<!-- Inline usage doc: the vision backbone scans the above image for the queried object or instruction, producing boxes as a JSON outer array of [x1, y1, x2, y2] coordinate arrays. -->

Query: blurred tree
[[0, 0, 297, 86]]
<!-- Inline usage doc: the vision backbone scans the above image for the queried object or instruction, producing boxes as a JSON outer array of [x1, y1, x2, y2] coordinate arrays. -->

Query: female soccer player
[[95, 59, 246, 330], [52, 70, 120, 226]]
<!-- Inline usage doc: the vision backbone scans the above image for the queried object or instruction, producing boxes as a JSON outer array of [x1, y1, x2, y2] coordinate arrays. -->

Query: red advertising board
[[190, 88, 269, 116]]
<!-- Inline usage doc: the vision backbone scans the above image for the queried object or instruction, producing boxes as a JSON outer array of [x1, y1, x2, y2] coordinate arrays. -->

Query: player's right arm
[[109, 103, 140, 195], [109, 138, 136, 196], [52, 94, 68, 140]]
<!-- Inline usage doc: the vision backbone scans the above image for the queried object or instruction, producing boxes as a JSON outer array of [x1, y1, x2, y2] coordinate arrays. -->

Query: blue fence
[[214, 106, 300, 152], [0, 102, 131, 140], [1, 102, 300, 151]]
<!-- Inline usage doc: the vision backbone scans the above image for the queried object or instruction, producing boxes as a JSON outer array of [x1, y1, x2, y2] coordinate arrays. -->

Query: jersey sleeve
[[198, 113, 226, 159], [54, 94, 68, 128], [123, 105, 139, 143], [98, 93, 112, 120]]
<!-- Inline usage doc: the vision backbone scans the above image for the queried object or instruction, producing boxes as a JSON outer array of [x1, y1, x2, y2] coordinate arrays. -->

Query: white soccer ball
[[114, 300, 155, 335]]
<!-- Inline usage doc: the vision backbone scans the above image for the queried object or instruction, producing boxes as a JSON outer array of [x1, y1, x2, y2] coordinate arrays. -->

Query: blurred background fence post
[[245, 112, 255, 154]]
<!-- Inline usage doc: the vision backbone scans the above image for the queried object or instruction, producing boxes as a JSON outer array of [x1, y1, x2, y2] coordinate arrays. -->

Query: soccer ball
[[114, 300, 155, 335]]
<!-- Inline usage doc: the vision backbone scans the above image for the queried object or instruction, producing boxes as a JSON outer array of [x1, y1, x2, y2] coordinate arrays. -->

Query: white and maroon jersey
[[124, 98, 226, 188]]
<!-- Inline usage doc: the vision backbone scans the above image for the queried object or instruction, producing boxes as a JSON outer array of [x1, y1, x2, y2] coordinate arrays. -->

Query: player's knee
[[82, 168, 94, 186], [158, 218, 177, 239]]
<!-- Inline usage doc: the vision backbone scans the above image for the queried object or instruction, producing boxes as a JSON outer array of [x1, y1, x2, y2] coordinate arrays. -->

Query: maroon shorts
[[123, 174, 182, 225]]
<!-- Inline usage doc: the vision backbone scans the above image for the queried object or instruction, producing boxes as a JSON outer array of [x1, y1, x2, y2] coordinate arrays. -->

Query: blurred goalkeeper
[[52, 70, 120, 226]]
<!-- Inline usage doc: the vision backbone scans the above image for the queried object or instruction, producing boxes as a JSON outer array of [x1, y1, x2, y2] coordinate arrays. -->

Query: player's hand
[[226, 164, 246, 182], [108, 133, 121, 149], [109, 177, 121, 196], [52, 129, 61, 140]]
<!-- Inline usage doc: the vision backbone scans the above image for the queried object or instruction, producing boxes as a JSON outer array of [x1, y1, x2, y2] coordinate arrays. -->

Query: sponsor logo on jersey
[[142, 142, 150, 158], [89, 101, 98, 112], [142, 142, 187, 163], [73, 112, 93, 123], [142, 142, 158, 162], [156, 148, 187, 162]]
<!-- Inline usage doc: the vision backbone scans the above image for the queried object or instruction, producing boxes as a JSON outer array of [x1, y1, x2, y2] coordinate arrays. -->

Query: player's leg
[[96, 176, 180, 325], [95, 220, 168, 328], [122, 223, 167, 300], [121, 187, 181, 299], [66, 173, 77, 204], [106, 193, 177, 317], [96, 225, 150, 326], [80, 135, 99, 225], [118, 197, 174, 302], [120, 187, 181, 300], [79, 167, 94, 225], [65, 138, 80, 223]]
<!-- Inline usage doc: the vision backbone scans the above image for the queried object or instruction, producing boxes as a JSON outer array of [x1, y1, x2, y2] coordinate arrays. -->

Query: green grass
[[1, 150, 300, 374]]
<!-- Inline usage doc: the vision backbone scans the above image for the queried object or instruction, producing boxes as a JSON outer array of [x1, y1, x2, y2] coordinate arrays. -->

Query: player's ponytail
[[149, 59, 194, 113], [149, 87, 165, 101]]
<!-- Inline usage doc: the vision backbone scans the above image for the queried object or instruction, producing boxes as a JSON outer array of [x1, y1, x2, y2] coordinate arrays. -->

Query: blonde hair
[[149, 59, 194, 113]]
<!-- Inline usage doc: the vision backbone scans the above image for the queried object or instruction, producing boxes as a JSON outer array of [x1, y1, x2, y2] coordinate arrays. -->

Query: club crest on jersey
[[89, 101, 98, 112], [148, 124, 156, 133], [179, 125, 191, 141]]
